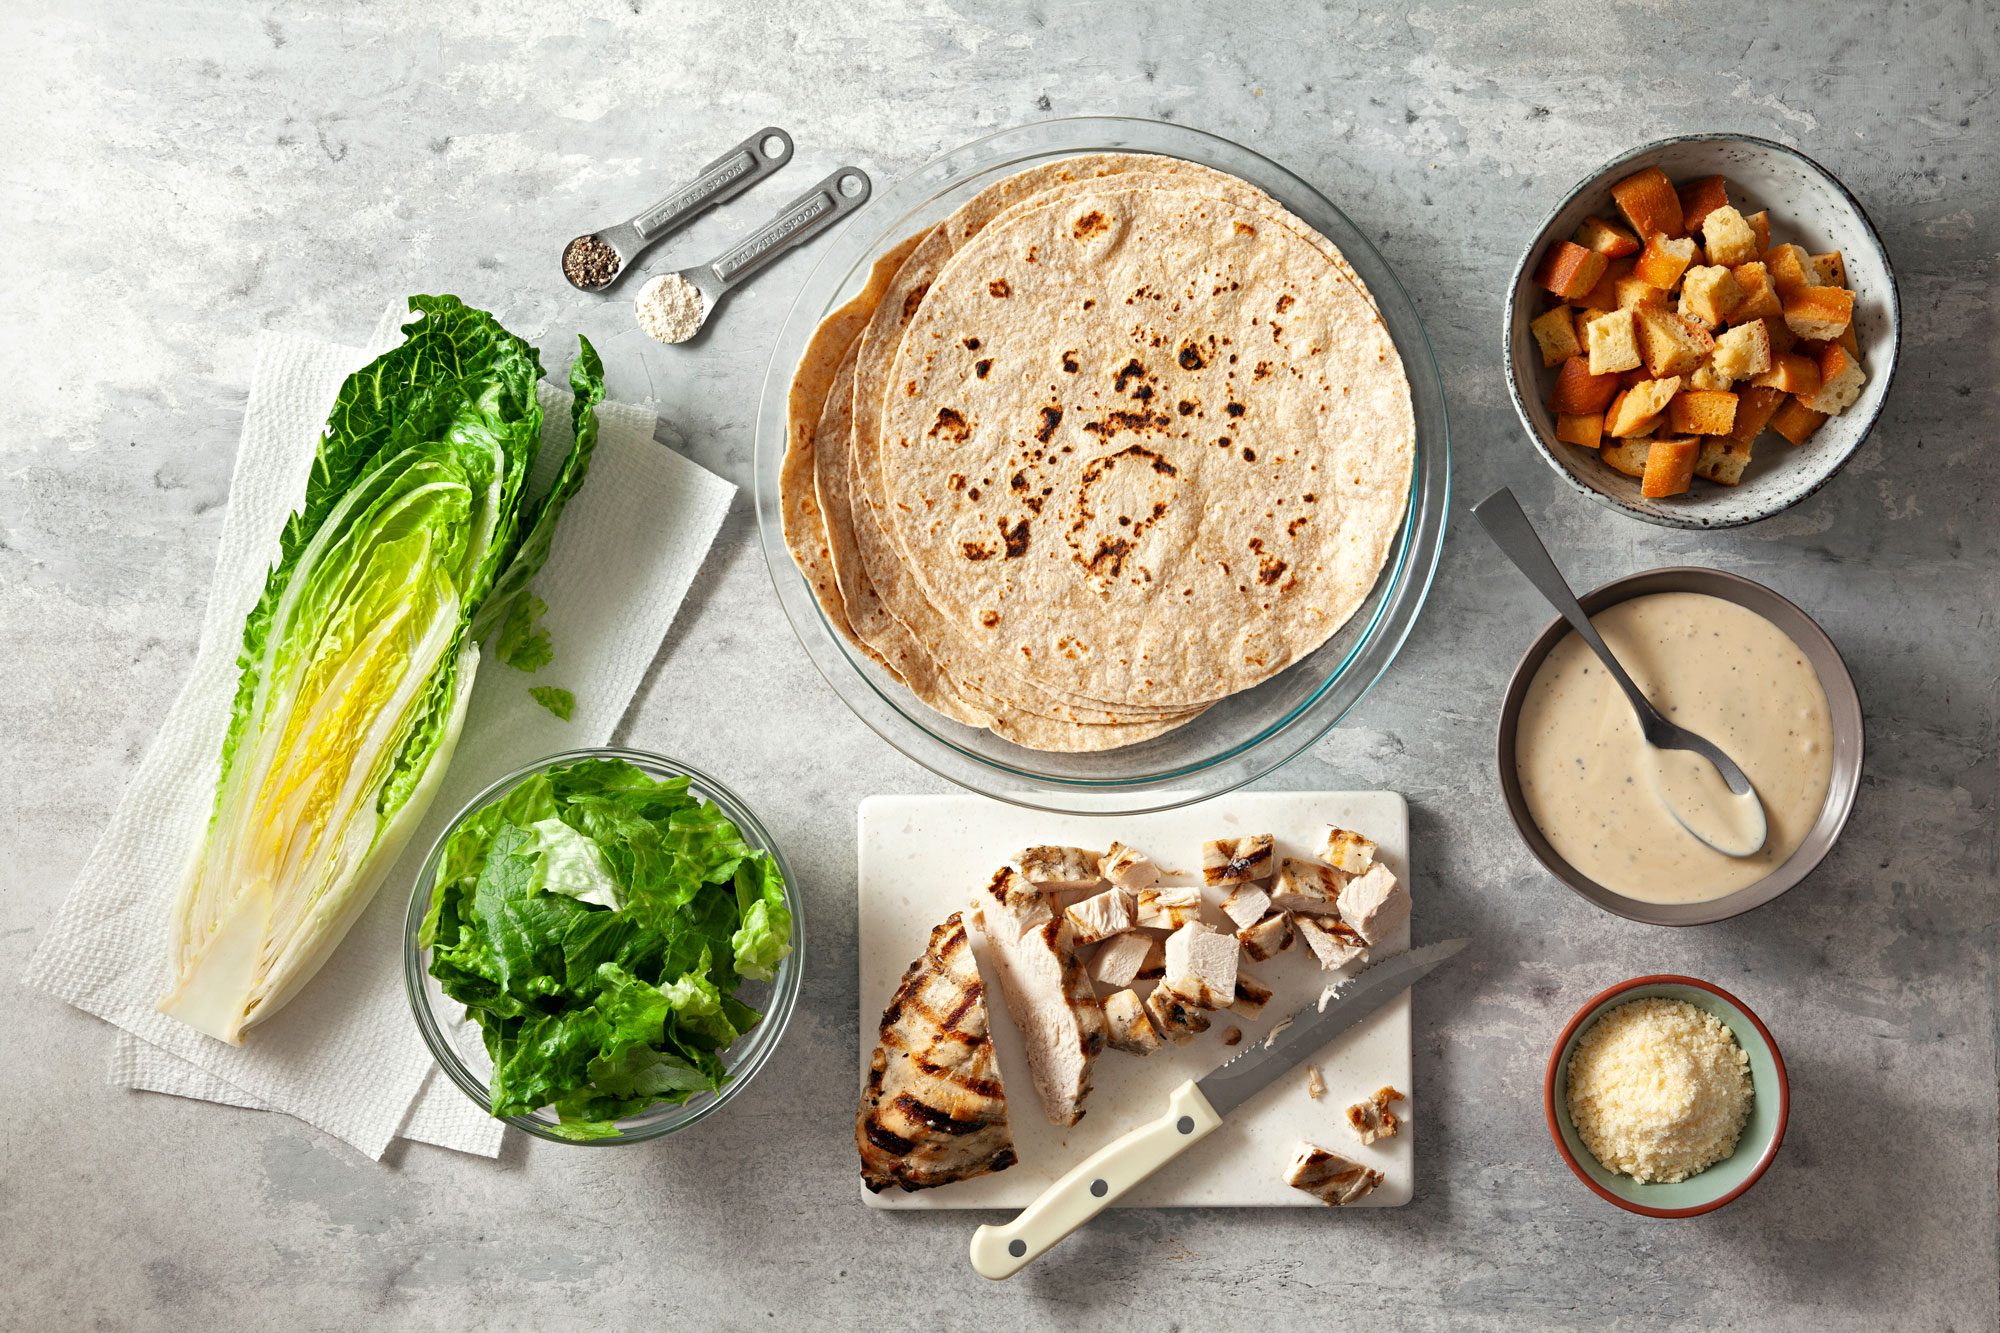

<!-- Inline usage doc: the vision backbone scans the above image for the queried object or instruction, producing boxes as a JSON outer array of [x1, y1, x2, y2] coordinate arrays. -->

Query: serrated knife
[[968, 937, 1468, 1279]]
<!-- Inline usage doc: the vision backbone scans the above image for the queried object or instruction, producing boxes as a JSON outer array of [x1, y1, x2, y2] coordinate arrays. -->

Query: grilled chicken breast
[[858, 912, 1017, 1194], [974, 867, 1107, 1127], [1285, 1142, 1384, 1205]]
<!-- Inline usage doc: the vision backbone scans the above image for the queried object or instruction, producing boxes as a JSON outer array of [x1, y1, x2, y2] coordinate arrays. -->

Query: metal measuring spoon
[[1473, 488, 1768, 858], [633, 166, 873, 344], [562, 126, 796, 292]]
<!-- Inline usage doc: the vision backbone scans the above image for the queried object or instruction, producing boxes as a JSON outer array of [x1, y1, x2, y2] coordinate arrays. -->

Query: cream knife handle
[[968, 1080, 1224, 1280]]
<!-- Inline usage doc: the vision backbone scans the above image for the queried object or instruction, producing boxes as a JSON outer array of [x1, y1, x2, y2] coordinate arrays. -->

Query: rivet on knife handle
[[968, 1080, 1223, 1280]]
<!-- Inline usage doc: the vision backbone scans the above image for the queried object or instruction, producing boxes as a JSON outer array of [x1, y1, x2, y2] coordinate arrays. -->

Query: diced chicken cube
[[1336, 863, 1409, 946], [1063, 887, 1134, 945], [1101, 989, 1160, 1056], [1088, 933, 1154, 991], [1143, 982, 1211, 1044], [1134, 936, 1168, 982], [1295, 913, 1366, 970], [1017, 845, 1104, 893], [1097, 841, 1161, 891], [1134, 885, 1202, 931], [1347, 1086, 1405, 1145], [1163, 921, 1237, 1009], [1237, 911, 1294, 962], [1285, 1143, 1384, 1206], [1305, 1065, 1326, 1100], [1270, 857, 1347, 915], [1318, 827, 1378, 875], [1221, 882, 1272, 930], [1201, 834, 1274, 886], [1231, 970, 1272, 1020]]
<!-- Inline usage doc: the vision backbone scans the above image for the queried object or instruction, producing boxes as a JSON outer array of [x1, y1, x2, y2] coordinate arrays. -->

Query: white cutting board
[[858, 792, 1412, 1209]]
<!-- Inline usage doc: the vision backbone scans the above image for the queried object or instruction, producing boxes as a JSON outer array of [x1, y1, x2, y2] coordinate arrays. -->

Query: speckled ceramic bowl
[[1546, 975, 1789, 1217], [1505, 134, 1900, 528]]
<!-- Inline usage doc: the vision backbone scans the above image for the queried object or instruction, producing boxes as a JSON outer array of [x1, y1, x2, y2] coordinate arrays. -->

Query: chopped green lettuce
[[529, 686, 575, 720], [495, 593, 554, 672], [422, 757, 792, 1136]]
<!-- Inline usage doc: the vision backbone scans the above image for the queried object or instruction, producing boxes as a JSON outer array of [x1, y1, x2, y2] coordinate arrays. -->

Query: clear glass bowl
[[753, 116, 1450, 814], [402, 747, 803, 1145]]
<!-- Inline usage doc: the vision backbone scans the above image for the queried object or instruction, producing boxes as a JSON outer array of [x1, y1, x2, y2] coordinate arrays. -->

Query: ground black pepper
[[562, 234, 621, 288]]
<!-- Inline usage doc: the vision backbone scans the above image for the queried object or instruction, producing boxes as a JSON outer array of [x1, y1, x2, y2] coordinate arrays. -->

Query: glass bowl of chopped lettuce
[[404, 748, 800, 1143]]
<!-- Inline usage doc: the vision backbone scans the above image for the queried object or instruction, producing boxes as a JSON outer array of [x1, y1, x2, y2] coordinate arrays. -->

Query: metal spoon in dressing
[[1474, 489, 1768, 858]]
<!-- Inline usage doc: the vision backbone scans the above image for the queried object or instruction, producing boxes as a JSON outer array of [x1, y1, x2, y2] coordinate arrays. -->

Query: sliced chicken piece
[[1202, 833, 1274, 886], [1018, 845, 1104, 893], [1221, 881, 1272, 930], [858, 912, 1018, 1194], [1231, 970, 1272, 1020], [1305, 1064, 1327, 1100], [1269, 857, 1347, 916], [1347, 1085, 1405, 1145], [1237, 911, 1294, 962], [1135, 935, 1168, 981], [973, 868, 1107, 1128], [1089, 932, 1155, 991], [1295, 913, 1366, 970], [1102, 989, 1161, 1055], [1098, 841, 1161, 891], [1285, 1142, 1384, 1206], [1163, 921, 1237, 1009], [1336, 863, 1409, 945], [1320, 826, 1378, 875], [1144, 981, 1212, 1044], [1134, 885, 1202, 931], [1063, 887, 1134, 945]]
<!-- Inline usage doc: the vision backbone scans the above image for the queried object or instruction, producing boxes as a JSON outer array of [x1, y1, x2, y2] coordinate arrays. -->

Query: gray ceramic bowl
[[1496, 567, 1863, 925], [1504, 134, 1900, 528]]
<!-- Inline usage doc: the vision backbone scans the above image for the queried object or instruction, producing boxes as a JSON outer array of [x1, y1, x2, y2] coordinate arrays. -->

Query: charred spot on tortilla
[[1072, 210, 1109, 240], [1242, 447, 1257, 462], [1000, 517, 1030, 558], [975, 359, 993, 378], [1258, 555, 1288, 585], [980, 610, 1000, 628], [1112, 358, 1147, 394], [1061, 352, 1080, 373], [962, 540, 993, 561], [1082, 408, 1172, 439], [930, 407, 972, 442], [1034, 406, 1063, 442], [988, 278, 1011, 298], [963, 336, 982, 350], [902, 284, 931, 318], [1177, 342, 1207, 371], [1177, 400, 1197, 416], [1226, 401, 1246, 417]]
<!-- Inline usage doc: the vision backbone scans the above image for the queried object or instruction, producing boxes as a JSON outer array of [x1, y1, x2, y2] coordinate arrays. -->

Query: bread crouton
[[1729, 262, 1783, 322], [1573, 215, 1641, 258], [1729, 384, 1787, 443], [1605, 376, 1680, 436], [1641, 436, 1701, 498], [1598, 436, 1651, 479], [1550, 355, 1622, 415], [1701, 205, 1760, 267], [1752, 351, 1822, 398], [1575, 257, 1631, 314], [1633, 305, 1716, 378], [1711, 320, 1774, 381], [1615, 272, 1667, 310], [1533, 241, 1608, 301], [1555, 412, 1604, 449], [1764, 243, 1820, 298], [1745, 209, 1771, 253], [1678, 265, 1743, 329], [1810, 251, 1847, 287], [1688, 355, 1734, 391], [1529, 305, 1582, 368], [1770, 396, 1830, 446], [1584, 308, 1643, 375], [1668, 389, 1738, 436], [1610, 166, 1684, 240], [1634, 232, 1699, 290], [1676, 175, 1730, 233], [1694, 438, 1755, 486], [1782, 284, 1855, 340], [1802, 342, 1867, 415]]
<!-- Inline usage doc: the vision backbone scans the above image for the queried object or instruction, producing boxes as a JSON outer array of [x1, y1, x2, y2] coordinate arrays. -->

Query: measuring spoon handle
[[629, 126, 794, 245], [1472, 488, 1670, 738], [703, 167, 872, 295]]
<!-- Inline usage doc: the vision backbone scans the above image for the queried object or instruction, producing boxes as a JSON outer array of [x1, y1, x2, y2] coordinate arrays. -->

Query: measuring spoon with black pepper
[[561, 126, 795, 292]]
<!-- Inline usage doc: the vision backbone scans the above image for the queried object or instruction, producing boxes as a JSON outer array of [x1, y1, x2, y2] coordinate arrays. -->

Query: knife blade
[[968, 937, 1467, 1279]]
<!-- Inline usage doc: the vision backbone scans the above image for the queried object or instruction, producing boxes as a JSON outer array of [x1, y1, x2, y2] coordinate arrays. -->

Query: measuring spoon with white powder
[[635, 166, 873, 345], [1474, 488, 1769, 858]]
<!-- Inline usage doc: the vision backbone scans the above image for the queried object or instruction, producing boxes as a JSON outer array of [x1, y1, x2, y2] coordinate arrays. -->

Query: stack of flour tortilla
[[781, 154, 1415, 753]]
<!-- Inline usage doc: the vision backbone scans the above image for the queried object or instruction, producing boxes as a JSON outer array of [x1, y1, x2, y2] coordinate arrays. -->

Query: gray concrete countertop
[[3, 2, 1993, 1328]]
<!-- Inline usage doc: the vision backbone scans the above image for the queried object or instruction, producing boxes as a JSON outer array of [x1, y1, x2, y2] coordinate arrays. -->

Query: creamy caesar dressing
[[1515, 592, 1833, 903]]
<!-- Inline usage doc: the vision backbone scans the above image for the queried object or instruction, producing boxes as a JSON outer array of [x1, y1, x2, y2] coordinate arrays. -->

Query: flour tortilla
[[877, 180, 1415, 709]]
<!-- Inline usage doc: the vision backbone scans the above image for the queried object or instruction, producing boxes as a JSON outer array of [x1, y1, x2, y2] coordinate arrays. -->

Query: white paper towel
[[25, 306, 734, 1160]]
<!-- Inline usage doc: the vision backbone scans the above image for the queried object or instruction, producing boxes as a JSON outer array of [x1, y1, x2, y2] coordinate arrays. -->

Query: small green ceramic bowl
[[1545, 975, 1789, 1217]]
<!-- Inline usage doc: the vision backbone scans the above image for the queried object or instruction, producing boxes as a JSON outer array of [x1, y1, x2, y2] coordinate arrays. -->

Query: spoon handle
[[705, 166, 873, 295], [1471, 489, 1669, 738]]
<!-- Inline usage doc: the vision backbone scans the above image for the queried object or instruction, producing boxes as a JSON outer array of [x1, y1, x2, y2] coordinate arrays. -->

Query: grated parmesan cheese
[[1565, 998, 1753, 1184]]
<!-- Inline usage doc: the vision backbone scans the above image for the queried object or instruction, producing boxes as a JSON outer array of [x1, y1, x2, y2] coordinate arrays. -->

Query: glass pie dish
[[753, 117, 1449, 814], [403, 748, 803, 1145]]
